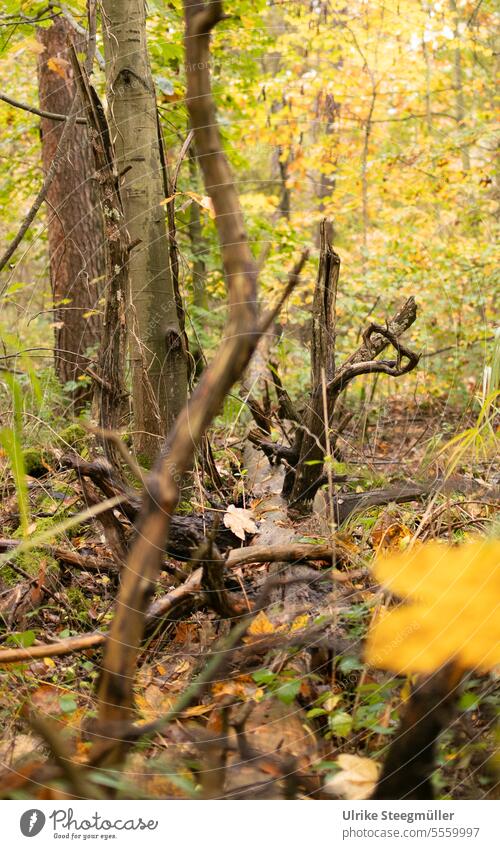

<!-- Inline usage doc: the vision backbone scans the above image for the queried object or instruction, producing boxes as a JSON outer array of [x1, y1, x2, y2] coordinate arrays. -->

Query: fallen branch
[[0, 568, 204, 665], [0, 632, 105, 664], [225, 542, 363, 576]]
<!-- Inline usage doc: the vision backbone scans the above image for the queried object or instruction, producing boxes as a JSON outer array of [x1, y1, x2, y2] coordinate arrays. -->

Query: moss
[[2, 550, 58, 588], [66, 586, 91, 618], [135, 453, 153, 471], [23, 448, 49, 478], [58, 423, 87, 450]]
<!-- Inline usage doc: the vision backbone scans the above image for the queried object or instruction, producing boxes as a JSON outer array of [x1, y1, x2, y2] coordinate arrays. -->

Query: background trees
[[0, 0, 496, 414], [0, 0, 497, 802]]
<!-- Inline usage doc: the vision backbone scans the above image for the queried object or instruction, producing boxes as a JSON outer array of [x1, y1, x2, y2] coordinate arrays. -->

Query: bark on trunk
[[449, 0, 470, 172], [188, 146, 208, 308], [284, 221, 339, 504], [101, 0, 188, 462], [37, 18, 105, 408]]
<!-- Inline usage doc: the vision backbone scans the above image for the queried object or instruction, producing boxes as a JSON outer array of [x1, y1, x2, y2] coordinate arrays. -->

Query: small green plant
[[0, 374, 30, 534]]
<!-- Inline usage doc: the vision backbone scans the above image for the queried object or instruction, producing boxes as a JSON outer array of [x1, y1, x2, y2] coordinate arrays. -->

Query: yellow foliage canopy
[[365, 541, 500, 674]]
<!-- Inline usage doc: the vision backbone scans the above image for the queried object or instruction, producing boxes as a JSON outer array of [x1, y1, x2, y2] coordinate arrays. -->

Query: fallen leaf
[[223, 504, 258, 540], [247, 610, 275, 637], [325, 754, 381, 799]]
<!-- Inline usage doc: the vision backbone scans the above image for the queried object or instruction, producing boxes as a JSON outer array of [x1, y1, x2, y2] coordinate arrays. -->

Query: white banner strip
[[2, 799, 498, 849]]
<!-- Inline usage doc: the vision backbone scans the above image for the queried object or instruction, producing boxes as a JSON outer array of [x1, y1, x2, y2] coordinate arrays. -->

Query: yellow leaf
[[47, 56, 70, 80], [247, 610, 275, 636], [182, 702, 215, 717], [365, 541, 500, 674], [21, 37, 46, 55]]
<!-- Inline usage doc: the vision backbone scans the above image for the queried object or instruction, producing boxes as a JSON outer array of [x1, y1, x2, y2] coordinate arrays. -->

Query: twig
[[0, 91, 87, 124]]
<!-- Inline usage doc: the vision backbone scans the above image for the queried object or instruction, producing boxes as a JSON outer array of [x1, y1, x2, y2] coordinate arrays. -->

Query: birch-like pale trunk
[[101, 0, 188, 462]]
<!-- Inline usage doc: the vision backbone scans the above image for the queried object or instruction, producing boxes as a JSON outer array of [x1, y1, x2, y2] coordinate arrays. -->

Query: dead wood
[[60, 451, 242, 555], [333, 482, 431, 524], [288, 290, 420, 507], [0, 568, 204, 665], [284, 220, 339, 503]]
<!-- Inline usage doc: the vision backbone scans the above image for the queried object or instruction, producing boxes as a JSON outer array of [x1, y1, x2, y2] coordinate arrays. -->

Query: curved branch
[[329, 323, 420, 393]]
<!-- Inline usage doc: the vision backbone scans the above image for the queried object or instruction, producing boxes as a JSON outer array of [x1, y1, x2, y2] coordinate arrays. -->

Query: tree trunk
[[449, 0, 470, 172], [37, 18, 105, 408], [101, 0, 188, 462], [284, 221, 339, 505], [188, 145, 208, 309]]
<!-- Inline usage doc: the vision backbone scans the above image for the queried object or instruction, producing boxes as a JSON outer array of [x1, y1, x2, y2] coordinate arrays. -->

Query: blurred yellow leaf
[[290, 614, 309, 631], [182, 702, 215, 718], [47, 56, 70, 80], [366, 541, 500, 674], [325, 754, 381, 799]]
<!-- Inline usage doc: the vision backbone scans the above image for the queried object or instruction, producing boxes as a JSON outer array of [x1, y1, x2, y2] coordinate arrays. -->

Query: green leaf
[[275, 678, 301, 705], [306, 707, 328, 719], [6, 630, 36, 648], [328, 711, 353, 738], [59, 695, 78, 714], [252, 669, 276, 686], [459, 692, 480, 712]]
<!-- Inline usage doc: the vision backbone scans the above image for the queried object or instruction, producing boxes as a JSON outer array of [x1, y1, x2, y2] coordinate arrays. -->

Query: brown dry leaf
[[212, 675, 260, 702], [223, 504, 258, 540], [173, 621, 198, 643], [136, 684, 174, 723], [325, 754, 381, 799], [47, 56, 70, 79]]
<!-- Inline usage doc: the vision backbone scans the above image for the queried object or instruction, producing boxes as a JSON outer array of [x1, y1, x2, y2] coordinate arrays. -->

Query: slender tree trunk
[[101, 0, 188, 462], [37, 17, 105, 408], [422, 36, 433, 131], [188, 146, 208, 308], [449, 0, 470, 172], [361, 89, 376, 255]]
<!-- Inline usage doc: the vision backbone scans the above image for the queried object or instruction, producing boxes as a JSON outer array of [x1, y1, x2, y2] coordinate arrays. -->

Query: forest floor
[[0, 392, 498, 800]]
